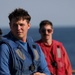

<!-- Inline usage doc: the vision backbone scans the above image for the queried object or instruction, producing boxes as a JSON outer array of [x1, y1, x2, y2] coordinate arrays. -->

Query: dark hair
[[0, 28, 2, 35], [39, 20, 53, 29], [8, 8, 31, 23]]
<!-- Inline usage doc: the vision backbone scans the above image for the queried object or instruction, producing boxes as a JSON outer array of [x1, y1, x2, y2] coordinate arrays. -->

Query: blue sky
[[0, 0, 75, 28]]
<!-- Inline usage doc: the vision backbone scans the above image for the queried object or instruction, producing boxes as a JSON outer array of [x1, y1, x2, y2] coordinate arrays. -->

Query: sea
[[1, 27, 75, 70]]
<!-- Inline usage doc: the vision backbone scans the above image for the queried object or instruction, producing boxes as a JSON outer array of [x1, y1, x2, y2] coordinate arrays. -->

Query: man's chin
[[16, 35, 22, 39]]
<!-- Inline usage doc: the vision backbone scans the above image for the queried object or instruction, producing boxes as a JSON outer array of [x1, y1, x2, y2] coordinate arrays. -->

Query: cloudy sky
[[0, 0, 75, 28]]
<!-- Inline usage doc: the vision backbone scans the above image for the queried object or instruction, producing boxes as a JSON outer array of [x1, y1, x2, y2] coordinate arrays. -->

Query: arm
[[61, 44, 72, 75], [37, 46, 51, 75], [0, 44, 10, 75]]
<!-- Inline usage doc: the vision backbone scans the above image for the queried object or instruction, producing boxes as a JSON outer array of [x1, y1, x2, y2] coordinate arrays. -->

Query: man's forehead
[[10, 18, 26, 22], [41, 24, 51, 28]]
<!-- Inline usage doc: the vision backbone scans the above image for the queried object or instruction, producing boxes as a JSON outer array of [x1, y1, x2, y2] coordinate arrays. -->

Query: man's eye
[[20, 24, 24, 26]]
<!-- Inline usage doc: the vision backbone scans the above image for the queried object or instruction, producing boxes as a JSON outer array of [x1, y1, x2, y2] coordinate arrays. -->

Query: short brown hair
[[39, 20, 53, 29], [8, 8, 31, 23]]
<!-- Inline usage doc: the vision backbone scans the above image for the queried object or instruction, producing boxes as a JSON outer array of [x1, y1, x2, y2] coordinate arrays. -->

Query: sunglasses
[[41, 29, 52, 33]]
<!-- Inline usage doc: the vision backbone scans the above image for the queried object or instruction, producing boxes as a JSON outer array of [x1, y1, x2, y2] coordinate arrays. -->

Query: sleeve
[[38, 46, 51, 75], [0, 44, 10, 75], [61, 44, 72, 75]]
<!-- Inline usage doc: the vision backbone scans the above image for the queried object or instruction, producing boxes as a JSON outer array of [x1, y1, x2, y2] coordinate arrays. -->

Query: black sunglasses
[[41, 29, 52, 33]]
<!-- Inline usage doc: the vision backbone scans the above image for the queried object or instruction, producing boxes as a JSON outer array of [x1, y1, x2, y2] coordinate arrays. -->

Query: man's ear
[[52, 29, 54, 34], [28, 23, 30, 29]]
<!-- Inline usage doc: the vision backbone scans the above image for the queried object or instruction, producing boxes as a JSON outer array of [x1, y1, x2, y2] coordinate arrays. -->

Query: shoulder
[[27, 37, 41, 50], [0, 37, 10, 56], [0, 34, 16, 51], [0, 36, 11, 47], [53, 40, 63, 46], [0, 37, 9, 45]]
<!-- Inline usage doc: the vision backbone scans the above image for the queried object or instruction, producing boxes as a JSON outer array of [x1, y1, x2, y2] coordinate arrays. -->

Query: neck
[[19, 37, 27, 42], [21, 38, 26, 42], [42, 38, 52, 46]]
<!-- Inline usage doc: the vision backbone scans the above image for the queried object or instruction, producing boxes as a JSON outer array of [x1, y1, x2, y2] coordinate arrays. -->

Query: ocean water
[[1, 27, 75, 70]]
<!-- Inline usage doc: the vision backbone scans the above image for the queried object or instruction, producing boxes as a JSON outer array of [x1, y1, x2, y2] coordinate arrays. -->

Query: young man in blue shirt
[[0, 8, 50, 75]]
